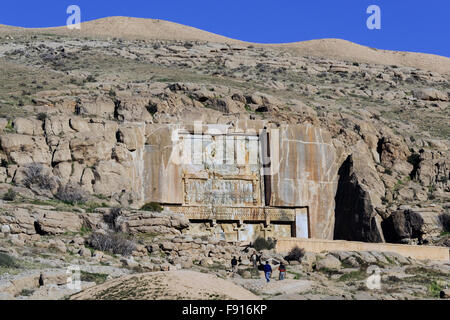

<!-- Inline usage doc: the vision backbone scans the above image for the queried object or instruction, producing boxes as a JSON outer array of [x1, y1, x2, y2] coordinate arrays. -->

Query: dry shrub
[[22, 163, 56, 190], [285, 246, 305, 263], [252, 237, 276, 251], [104, 207, 122, 231], [55, 183, 87, 204], [3, 188, 16, 201], [88, 232, 136, 256], [140, 202, 163, 212]]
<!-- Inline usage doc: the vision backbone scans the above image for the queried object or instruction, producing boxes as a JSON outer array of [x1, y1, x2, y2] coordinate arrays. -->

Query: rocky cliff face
[[0, 30, 448, 245]]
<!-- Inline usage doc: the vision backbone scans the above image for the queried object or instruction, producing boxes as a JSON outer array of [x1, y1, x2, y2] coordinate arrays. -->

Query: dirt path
[[233, 278, 314, 296]]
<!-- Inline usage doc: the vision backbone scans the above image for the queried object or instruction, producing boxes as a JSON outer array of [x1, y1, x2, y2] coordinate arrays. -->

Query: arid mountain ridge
[[1, 16, 449, 74]]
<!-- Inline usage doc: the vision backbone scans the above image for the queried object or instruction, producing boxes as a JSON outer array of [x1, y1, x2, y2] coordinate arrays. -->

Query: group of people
[[231, 251, 287, 283]]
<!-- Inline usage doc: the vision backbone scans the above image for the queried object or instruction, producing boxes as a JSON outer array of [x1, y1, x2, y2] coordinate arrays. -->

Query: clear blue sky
[[1, 0, 449, 57]]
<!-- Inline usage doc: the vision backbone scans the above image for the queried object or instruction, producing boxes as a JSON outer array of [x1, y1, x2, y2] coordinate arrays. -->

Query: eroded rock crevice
[[333, 155, 383, 242]]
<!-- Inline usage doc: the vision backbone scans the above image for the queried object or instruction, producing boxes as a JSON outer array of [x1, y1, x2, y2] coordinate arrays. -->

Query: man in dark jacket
[[231, 256, 238, 276], [263, 261, 272, 283]]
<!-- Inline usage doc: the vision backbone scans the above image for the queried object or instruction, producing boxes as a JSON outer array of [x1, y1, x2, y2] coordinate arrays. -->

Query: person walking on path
[[250, 251, 258, 269], [263, 261, 272, 283], [278, 263, 286, 280], [231, 256, 238, 276]]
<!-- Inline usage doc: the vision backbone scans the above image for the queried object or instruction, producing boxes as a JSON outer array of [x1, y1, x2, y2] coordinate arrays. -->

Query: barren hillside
[[70, 270, 260, 300], [0, 15, 448, 301], [1, 16, 449, 74]]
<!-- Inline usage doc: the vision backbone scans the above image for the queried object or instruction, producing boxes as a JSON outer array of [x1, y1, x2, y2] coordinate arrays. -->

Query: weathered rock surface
[[334, 142, 385, 242]]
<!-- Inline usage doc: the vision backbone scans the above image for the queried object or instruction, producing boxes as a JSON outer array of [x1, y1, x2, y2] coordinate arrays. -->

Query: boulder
[[0, 207, 36, 235], [78, 247, 92, 258], [316, 255, 342, 271], [381, 209, 425, 243], [12, 118, 44, 136], [440, 289, 450, 299], [413, 88, 448, 101], [342, 256, 360, 268], [200, 258, 214, 267], [121, 258, 139, 268], [33, 209, 83, 235], [0, 134, 52, 165]]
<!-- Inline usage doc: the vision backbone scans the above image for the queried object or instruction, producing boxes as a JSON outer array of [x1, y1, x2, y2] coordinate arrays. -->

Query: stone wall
[[270, 124, 338, 239], [275, 237, 450, 261]]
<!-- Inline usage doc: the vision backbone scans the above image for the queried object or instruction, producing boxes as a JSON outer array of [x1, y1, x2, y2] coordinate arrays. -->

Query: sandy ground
[[70, 270, 260, 300], [1, 16, 448, 74], [233, 277, 314, 296]]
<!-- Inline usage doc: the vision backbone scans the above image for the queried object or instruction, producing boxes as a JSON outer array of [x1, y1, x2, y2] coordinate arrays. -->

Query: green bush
[[80, 271, 108, 284], [3, 188, 17, 201], [252, 237, 276, 251], [0, 253, 19, 268], [140, 202, 163, 212], [36, 113, 47, 121], [85, 74, 96, 83], [19, 289, 34, 296], [428, 280, 443, 298]]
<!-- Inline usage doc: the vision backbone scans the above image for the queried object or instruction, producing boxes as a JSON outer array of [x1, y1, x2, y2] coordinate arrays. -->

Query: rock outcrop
[[0, 27, 448, 245], [334, 142, 385, 242]]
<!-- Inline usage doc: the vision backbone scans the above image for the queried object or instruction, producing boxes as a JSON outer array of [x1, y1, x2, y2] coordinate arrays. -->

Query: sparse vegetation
[[19, 289, 35, 296], [140, 202, 163, 212], [338, 270, 367, 282], [88, 232, 136, 256], [85, 74, 96, 83], [36, 112, 47, 121], [80, 271, 109, 284], [104, 207, 122, 230], [3, 188, 17, 201], [285, 246, 305, 263], [22, 163, 56, 190], [428, 280, 443, 298], [252, 237, 276, 251], [0, 252, 19, 268], [0, 19, 448, 301], [55, 183, 87, 204]]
